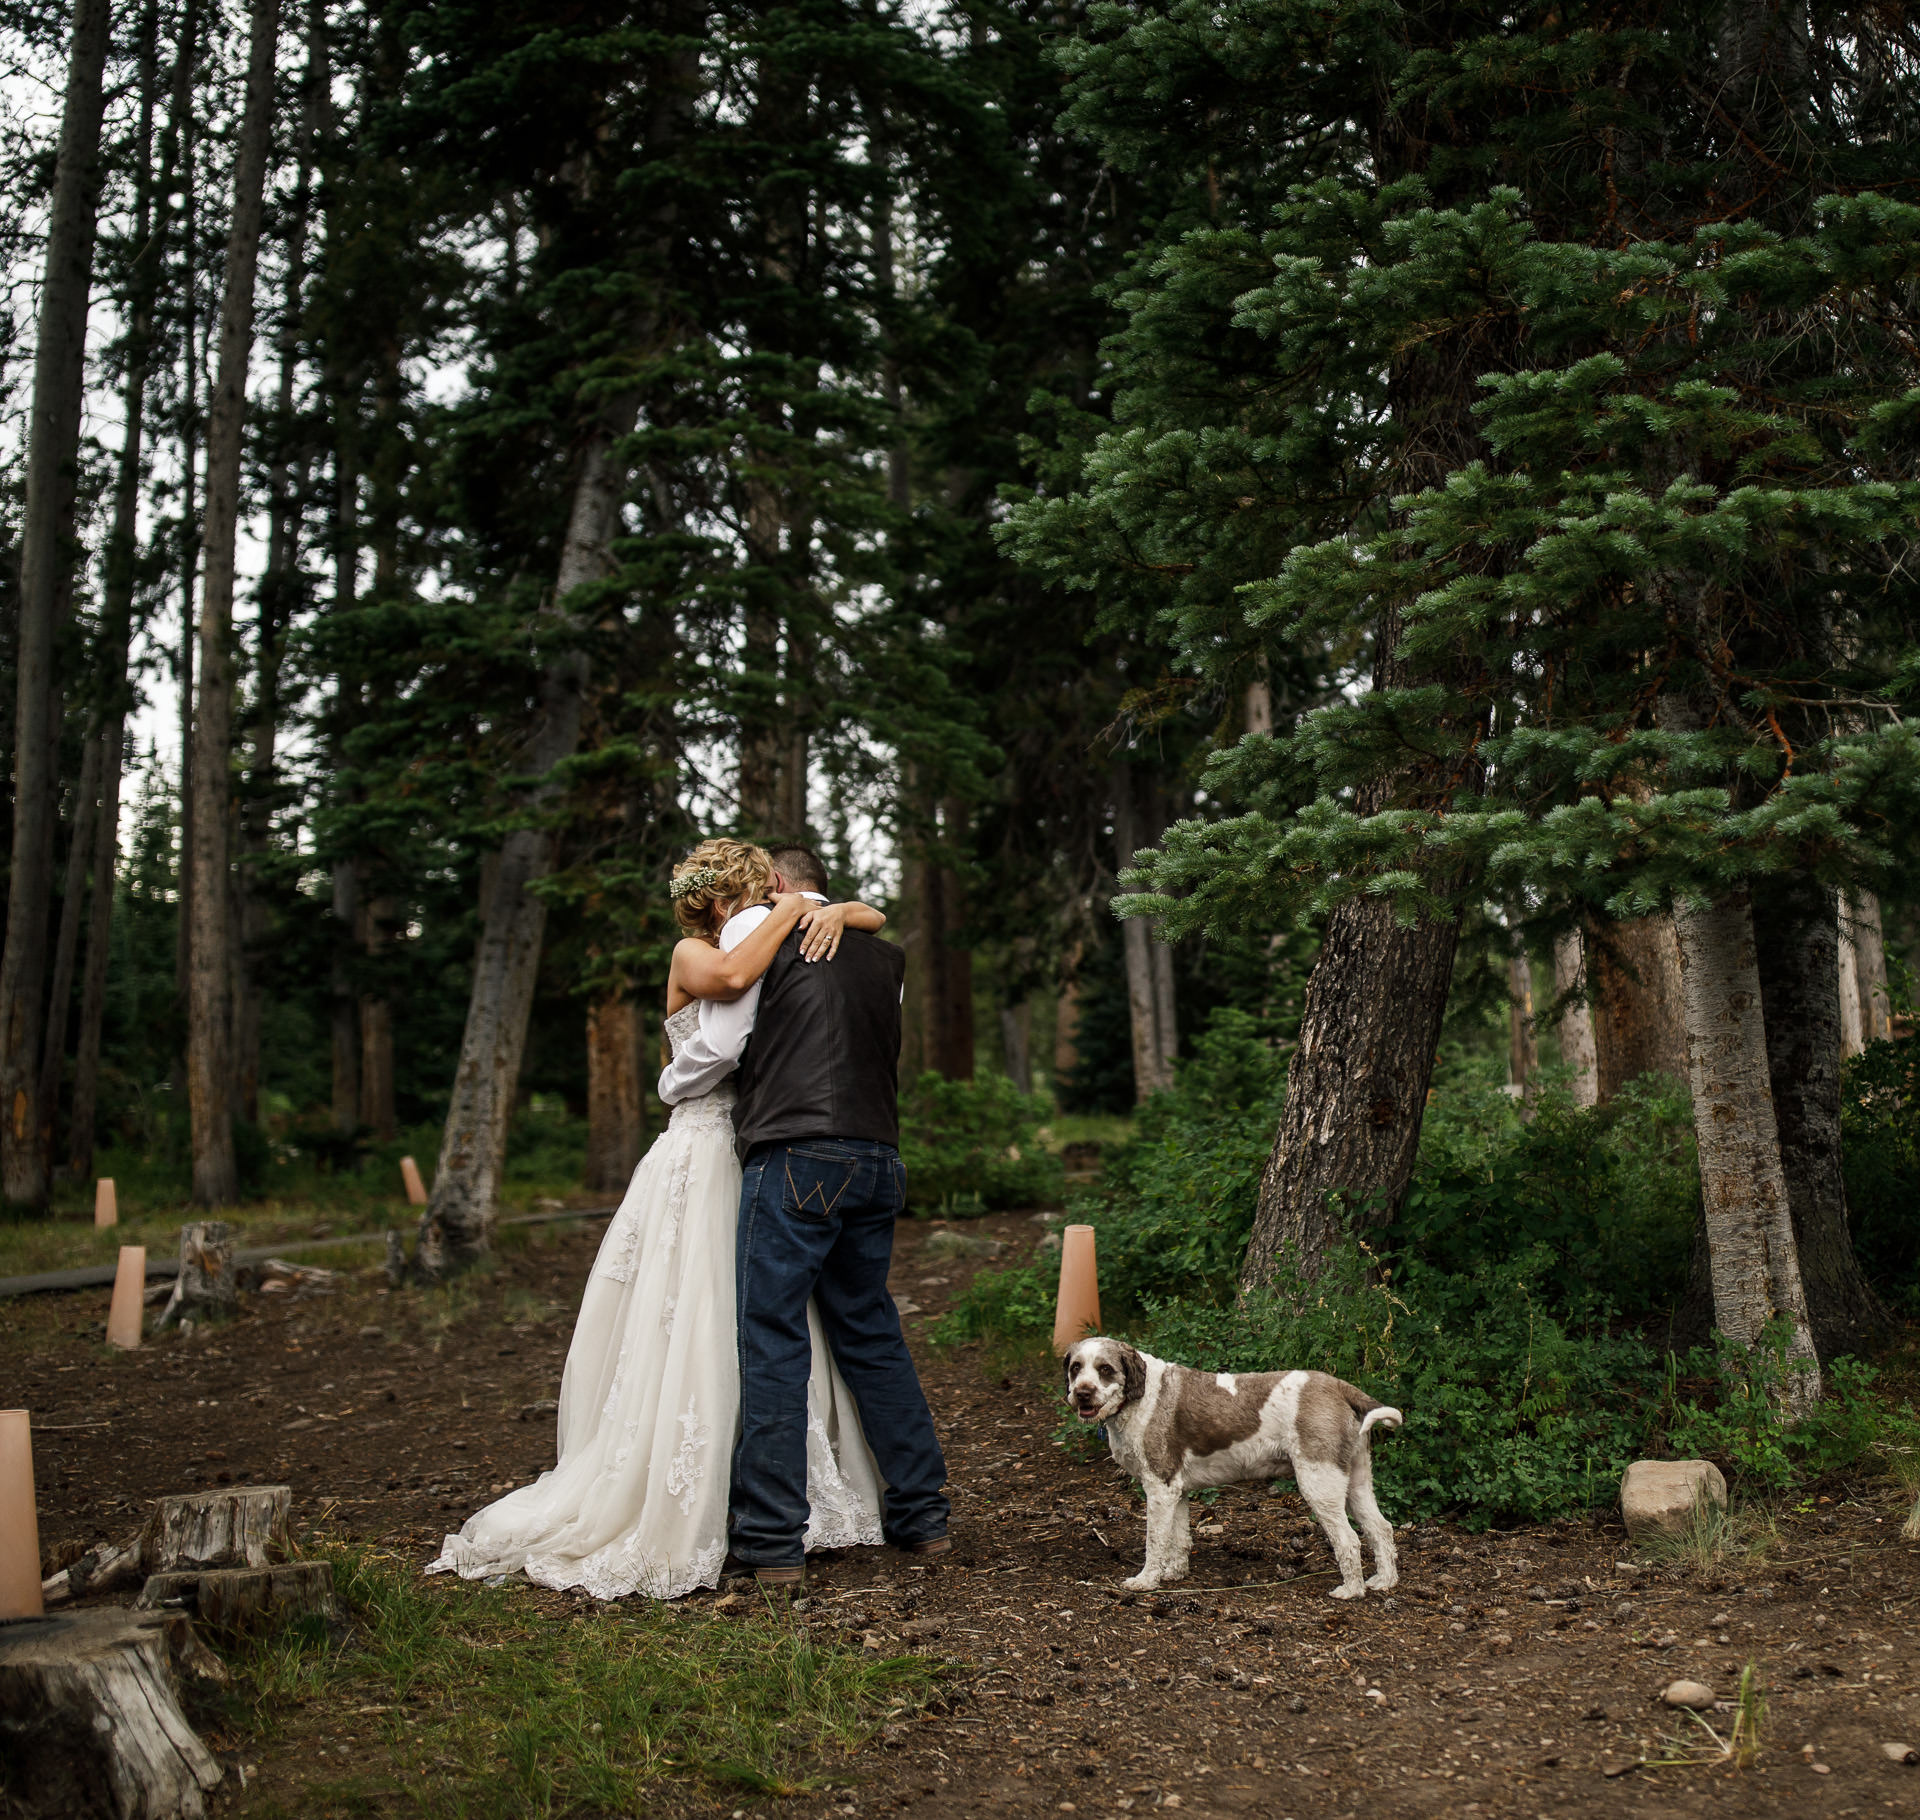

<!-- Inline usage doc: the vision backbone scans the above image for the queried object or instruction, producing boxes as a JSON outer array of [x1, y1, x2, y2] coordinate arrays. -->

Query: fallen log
[[0, 1607, 223, 1819]]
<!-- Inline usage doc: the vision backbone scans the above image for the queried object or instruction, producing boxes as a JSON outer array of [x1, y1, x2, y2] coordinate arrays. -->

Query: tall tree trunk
[[1838, 891, 1891, 1056], [35, 736, 101, 1157], [68, 726, 123, 1180], [1000, 1001, 1032, 1095], [1753, 880, 1889, 1359], [1238, 282, 1496, 1286], [1113, 760, 1171, 1102], [584, 993, 643, 1194], [72, 0, 186, 1181], [357, 895, 396, 1140], [1506, 925, 1538, 1109], [0, 0, 111, 1211], [1672, 883, 1821, 1413], [187, 0, 280, 1206], [416, 406, 638, 1276], [1551, 928, 1599, 1108], [1053, 965, 1082, 1093], [1586, 911, 1687, 1099], [329, 861, 360, 1132]]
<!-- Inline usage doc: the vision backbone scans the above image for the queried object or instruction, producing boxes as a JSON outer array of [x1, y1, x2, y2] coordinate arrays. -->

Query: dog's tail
[[1341, 1382, 1403, 1439]]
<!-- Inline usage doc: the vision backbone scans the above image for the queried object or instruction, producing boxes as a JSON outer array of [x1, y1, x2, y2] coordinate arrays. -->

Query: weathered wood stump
[[143, 1485, 289, 1572], [153, 1223, 235, 1330], [0, 1608, 222, 1819], [42, 1487, 291, 1607], [136, 1562, 338, 1637]]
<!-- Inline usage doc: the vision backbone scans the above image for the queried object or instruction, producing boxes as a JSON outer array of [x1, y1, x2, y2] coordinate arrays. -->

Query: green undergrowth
[[937, 1011, 1920, 1527], [899, 1072, 1065, 1215], [214, 1543, 944, 1815]]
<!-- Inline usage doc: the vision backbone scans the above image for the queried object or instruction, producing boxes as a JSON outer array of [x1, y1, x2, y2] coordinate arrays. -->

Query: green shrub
[[1393, 1069, 1699, 1327], [898, 1073, 1065, 1214], [1065, 1008, 1284, 1309]]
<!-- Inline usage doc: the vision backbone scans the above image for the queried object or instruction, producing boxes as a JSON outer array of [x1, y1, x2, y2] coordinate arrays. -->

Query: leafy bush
[[898, 1073, 1065, 1214], [1393, 1069, 1699, 1327], [1064, 1008, 1284, 1308]]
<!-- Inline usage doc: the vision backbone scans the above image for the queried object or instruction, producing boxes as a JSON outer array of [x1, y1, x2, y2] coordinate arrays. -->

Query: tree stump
[[136, 1561, 338, 1638], [153, 1223, 235, 1330], [143, 1485, 289, 1572], [0, 1608, 222, 1819]]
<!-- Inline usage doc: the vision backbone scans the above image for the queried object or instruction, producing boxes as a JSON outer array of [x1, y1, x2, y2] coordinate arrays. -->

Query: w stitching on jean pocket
[[784, 1158, 854, 1221]]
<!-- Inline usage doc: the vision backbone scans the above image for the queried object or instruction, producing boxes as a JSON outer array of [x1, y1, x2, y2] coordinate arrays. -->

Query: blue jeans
[[730, 1138, 950, 1567]]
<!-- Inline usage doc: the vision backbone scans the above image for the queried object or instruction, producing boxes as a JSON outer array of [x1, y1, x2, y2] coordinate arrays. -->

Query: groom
[[706, 844, 949, 1586]]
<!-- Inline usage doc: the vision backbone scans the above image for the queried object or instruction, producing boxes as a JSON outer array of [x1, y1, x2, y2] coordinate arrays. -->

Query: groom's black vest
[[732, 925, 907, 1160]]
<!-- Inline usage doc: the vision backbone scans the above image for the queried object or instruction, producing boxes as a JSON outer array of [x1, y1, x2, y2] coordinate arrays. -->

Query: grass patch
[[218, 1543, 946, 1815], [1635, 1493, 1776, 1577]]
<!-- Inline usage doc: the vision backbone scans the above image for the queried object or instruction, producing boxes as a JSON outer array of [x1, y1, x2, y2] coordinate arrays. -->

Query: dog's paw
[[1366, 1571, 1398, 1593], [1328, 1581, 1367, 1601], [1162, 1562, 1190, 1585], [1121, 1572, 1161, 1592]]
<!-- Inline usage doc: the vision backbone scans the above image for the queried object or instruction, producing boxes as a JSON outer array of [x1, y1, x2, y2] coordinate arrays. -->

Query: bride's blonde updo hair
[[670, 839, 772, 938]]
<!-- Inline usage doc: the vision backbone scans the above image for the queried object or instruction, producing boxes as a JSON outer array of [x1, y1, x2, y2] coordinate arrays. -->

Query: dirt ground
[[10, 1207, 1920, 1818]]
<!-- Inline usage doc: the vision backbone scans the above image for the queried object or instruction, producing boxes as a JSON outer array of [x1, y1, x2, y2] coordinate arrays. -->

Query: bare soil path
[[8, 1209, 1920, 1817]]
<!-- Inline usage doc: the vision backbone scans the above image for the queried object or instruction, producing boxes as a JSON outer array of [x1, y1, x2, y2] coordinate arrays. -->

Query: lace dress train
[[428, 1007, 884, 1600]]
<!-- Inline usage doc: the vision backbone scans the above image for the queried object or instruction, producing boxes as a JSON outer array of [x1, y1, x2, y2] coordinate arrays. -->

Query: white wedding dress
[[429, 1003, 886, 1599]]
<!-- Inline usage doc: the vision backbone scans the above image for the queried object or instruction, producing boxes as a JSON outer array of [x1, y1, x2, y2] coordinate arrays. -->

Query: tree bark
[[71, 0, 189, 1183], [186, 0, 280, 1206], [35, 736, 101, 1160], [1586, 910, 1687, 1099], [585, 993, 644, 1194], [415, 409, 638, 1276], [1000, 1001, 1033, 1094], [1752, 879, 1889, 1360], [1053, 967, 1082, 1093], [1551, 927, 1599, 1108], [1113, 760, 1172, 1102], [1838, 891, 1892, 1056], [1672, 883, 1821, 1413], [0, 0, 111, 1212], [1506, 927, 1538, 1110], [357, 896, 396, 1140], [329, 862, 360, 1133], [68, 726, 123, 1180]]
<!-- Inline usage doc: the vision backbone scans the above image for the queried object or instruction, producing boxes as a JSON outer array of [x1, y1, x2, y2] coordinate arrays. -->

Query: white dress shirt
[[655, 894, 825, 1106]]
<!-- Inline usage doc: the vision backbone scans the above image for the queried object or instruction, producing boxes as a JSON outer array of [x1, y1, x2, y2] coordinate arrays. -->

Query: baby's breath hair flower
[[668, 865, 722, 901]]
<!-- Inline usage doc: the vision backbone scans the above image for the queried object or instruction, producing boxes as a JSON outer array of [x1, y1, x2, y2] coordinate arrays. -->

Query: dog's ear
[[1062, 1348, 1077, 1394], [1118, 1344, 1147, 1405]]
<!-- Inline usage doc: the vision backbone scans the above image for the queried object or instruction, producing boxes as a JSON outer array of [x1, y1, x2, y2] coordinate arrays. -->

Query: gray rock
[[1619, 1460, 1727, 1541], [924, 1229, 1006, 1260], [1661, 1680, 1717, 1711]]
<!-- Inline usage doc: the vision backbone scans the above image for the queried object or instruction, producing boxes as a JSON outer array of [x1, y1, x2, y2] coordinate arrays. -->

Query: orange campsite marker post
[[94, 1177, 117, 1228], [400, 1156, 428, 1206], [0, 1409, 43, 1619], [105, 1245, 146, 1350], [1052, 1223, 1101, 1355]]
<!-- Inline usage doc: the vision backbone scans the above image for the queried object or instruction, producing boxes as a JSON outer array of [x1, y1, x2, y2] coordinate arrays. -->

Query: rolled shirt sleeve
[[655, 901, 811, 1105]]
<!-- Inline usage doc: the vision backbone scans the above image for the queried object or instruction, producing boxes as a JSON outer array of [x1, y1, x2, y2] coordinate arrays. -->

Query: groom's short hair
[[766, 842, 829, 895]]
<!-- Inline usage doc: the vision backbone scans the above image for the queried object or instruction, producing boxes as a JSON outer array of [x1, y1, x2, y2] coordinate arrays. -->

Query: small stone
[[1619, 1460, 1728, 1542], [1708, 1612, 1731, 1627], [1661, 1680, 1717, 1711], [1364, 1687, 1386, 1703], [1287, 1695, 1308, 1713], [1813, 1762, 1831, 1774], [924, 1229, 1005, 1260], [1883, 1743, 1919, 1766], [1486, 1632, 1514, 1656], [1614, 1600, 1637, 1620]]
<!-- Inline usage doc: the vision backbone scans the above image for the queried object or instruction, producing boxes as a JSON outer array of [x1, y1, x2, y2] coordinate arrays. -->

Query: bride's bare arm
[[671, 892, 809, 1002], [796, 901, 885, 963]]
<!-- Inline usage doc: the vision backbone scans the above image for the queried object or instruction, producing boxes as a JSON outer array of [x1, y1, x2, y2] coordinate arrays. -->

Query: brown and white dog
[[1064, 1337, 1403, 1599]]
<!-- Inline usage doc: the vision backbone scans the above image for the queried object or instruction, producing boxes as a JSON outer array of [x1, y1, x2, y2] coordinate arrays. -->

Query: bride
[[430, 839, 888, 1599]]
